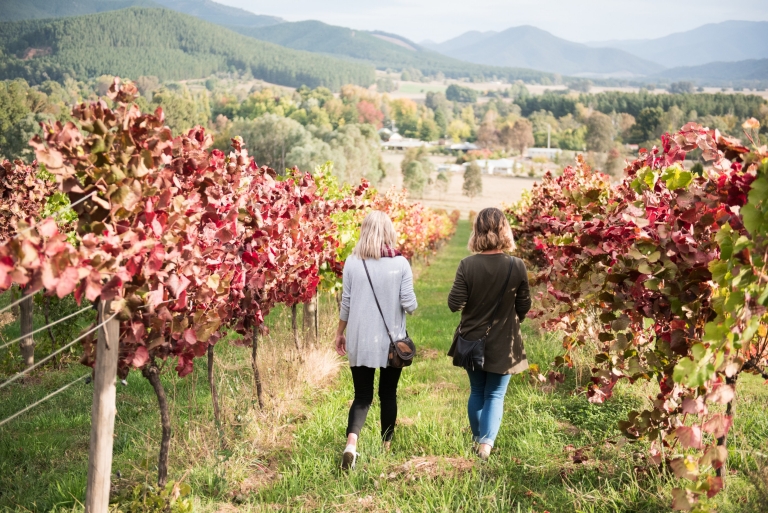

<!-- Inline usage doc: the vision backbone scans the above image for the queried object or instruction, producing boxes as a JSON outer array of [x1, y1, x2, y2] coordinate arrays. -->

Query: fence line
[[0, 306, 93, 352], [0, 373, 90, 428], [0, 312, 117, 391]]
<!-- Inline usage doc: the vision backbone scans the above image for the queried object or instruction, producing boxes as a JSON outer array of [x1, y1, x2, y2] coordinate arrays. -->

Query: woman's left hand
[[335, 334, 347, 356]]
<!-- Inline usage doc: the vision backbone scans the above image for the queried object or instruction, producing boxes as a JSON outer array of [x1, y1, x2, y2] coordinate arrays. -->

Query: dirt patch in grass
[[384, 456, 475, 481], [558, 421, 581, 437], [332, 493, 394, 513], [402, 381, 459, 396], [431, 381, 459, 392], [238, 460, 280, 495], [397, 416, 416, 427], [418, 348, 442, 360]]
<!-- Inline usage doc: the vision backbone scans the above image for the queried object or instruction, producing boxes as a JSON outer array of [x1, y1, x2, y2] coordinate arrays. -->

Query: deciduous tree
[[501, 119, 534, 155], [462, 161, 482, 199], [586, 111, 615, 152]]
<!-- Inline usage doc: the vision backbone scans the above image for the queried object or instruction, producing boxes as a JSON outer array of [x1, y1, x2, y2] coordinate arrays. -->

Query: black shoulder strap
[[362, 260, 395, 344]]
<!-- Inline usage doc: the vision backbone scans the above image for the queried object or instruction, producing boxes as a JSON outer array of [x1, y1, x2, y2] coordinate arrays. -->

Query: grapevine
[[507, 120, 768, 510]]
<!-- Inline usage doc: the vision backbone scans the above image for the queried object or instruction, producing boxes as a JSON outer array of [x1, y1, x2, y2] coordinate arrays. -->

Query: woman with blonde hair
[[448, 207, 531, 460], [335, 210, 418, 469]]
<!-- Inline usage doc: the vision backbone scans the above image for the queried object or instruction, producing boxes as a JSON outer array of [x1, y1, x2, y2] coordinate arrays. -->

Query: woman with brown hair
[[447, 207, 531, 460]]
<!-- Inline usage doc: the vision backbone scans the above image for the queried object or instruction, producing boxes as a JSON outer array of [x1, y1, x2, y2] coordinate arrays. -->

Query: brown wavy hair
[[468, 207, 515, 253]]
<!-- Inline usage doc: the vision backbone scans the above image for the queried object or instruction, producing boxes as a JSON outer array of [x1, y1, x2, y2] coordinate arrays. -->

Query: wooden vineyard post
[[303, 296, 318, 347], [291, 304, 301, 353], [19, 292, 34, 368], [207, 344, 223, 442], [251, 329, 264, 409], [85, 300, 120, 513]]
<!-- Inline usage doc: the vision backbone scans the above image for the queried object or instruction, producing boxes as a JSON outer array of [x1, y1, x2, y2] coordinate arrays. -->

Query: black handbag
[[362, 260, 415, 368], [452, 259, 514, 371]]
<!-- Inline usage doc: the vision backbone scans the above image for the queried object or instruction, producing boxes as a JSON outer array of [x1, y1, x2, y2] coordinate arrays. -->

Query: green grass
[[0, 220, 767, 512]]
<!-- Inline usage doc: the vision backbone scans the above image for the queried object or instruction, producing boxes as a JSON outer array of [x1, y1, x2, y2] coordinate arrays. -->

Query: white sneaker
[[341, 444, 358, 470]]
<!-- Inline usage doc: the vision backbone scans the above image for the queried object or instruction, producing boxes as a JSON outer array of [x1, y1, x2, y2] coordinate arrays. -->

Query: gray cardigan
[[340, 255, 418, 368]]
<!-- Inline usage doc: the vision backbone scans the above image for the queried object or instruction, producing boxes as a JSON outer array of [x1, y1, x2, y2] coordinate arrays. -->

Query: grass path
[[250, 220, 766, 513], [0, 221, 765, 512]]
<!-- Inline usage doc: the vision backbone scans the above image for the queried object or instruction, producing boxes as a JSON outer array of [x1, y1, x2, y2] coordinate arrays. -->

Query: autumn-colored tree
[[501, 119, 534, 155], [477, 110, 500, 149], [356, 100, 384, 128]]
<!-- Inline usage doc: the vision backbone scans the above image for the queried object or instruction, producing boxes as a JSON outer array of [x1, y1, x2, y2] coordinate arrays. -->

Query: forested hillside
[[232, 21, 556, 83], [653, 58, 768, 86], [0, 8, 374, 89], [0, 0, 157, 21], [0, 0, 283, 27]]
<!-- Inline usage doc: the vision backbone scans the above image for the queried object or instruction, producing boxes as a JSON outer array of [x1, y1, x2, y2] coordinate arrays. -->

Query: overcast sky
[[218, 0, 767, 43]]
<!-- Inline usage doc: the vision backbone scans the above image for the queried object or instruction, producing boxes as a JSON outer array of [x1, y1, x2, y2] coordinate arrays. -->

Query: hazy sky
[[218, 0, 768, 43]]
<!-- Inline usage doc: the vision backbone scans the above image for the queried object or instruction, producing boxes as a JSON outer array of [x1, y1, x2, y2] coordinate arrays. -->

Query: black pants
[[346, 366, 402, 442]]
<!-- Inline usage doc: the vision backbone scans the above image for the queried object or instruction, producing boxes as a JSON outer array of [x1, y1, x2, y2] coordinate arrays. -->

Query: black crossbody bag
[[452, 259, 513, 371], [362, 260, 416, 368]]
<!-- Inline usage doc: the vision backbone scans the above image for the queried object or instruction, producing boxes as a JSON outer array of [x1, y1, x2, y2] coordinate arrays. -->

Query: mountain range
[[423, 21, 768, 83], [422, 26, 663, 77], [585, 21, 768, 68], [0, 0, 766, 86], [230, 21, 553, 82]]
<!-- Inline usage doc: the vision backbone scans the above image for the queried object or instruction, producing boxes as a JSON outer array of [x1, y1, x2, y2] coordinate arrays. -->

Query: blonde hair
[[353, 210, 397, 259], [468, 207, 516, 253]]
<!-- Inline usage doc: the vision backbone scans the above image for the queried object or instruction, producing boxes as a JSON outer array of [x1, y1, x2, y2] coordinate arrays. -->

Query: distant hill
[[421, 31, 496, 53], [426, 25, 664, 77], [0, 8, 373, 89], [586, 21, 768, 68], [152, 0, 282, 27], [0, 0, 283, 28], [652, 58, 768, 86], [231, 21, 555, 83]]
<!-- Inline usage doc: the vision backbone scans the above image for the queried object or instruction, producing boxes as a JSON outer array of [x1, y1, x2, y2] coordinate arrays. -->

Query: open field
[[381, 150, 540, 216], [384, 78, 768, 100], [1, 222, 766, 511]]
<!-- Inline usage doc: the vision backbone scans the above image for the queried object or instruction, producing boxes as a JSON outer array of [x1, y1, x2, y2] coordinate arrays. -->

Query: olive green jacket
[[447, 254, 531, 375]]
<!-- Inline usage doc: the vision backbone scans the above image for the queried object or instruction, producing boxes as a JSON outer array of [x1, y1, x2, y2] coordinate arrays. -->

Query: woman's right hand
[[335, 334, 347, 356]]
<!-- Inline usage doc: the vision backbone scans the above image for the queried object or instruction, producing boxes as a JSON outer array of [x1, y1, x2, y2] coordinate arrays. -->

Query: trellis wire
[[0, 373, 90, 428], [0, 312, 117, 391], [0, 306, 93, 352]]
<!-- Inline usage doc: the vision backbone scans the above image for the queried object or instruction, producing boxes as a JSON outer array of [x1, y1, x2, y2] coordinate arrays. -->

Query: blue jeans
[[466, 369, 511, 447]]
